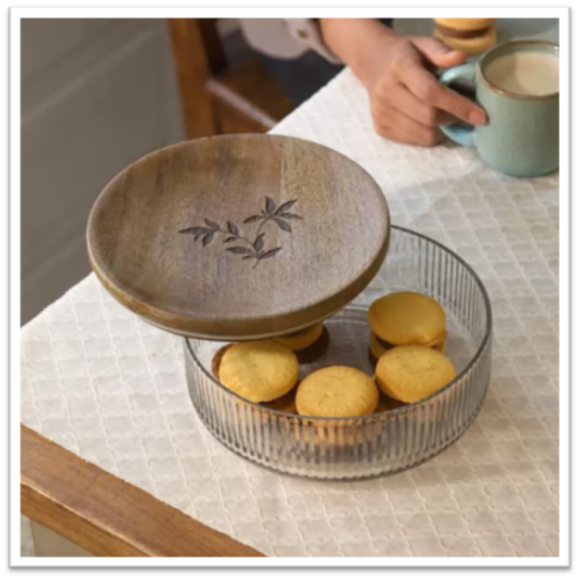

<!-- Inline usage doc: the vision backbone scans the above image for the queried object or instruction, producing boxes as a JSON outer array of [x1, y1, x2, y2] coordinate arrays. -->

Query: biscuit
[[434, 18, 494, 30], [434, 18, 496, 56], [374, 389, 407, 413], [211, 344, 296, 414], [369, 328, 446, 367], [218, 340, 299, 403], [369, 331, 392, 361], [296, 366, 379, 418], [435, 27, 497, 56], [424, 329, 447, 348], [213, 344, 299, 412], [276, 323, 324, 351], [375, 346, 456, 404], [368, 291, 446, 347], [278, 324, 330, 364], [262, 387, 298, 414], [211, 343, 232, 379]]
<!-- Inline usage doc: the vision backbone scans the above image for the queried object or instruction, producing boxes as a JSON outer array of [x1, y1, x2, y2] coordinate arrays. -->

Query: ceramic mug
[[439, 40, 559, 177]]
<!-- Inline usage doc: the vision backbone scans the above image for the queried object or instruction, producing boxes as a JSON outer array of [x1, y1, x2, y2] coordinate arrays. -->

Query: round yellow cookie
[[374, 389, 406, 413], [435, 27, 496, 56], [262, 388, 298, 414], [426, 330, 447, 353], [434, 18, 495, 31], [296, 366, 379, 418], [434, 19, 496, 56], [369, 332, 390, 361], [375, 346, 456, 404], [218, 340, 299, 403], [368, 291, 446, 347], [370, 330, 445, 362], [423, 329, 444, 346], [276, 323, 324, 351]]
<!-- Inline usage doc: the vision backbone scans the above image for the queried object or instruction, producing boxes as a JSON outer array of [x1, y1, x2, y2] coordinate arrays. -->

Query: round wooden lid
[[87, 135, 390, 340]]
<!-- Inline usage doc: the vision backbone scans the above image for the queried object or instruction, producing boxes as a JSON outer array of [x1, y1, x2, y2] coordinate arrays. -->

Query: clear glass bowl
[[184, 226, 492, 480]]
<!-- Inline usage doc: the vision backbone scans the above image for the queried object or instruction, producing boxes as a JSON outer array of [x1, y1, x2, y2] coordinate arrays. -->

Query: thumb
[[410, 36, 467, 68]]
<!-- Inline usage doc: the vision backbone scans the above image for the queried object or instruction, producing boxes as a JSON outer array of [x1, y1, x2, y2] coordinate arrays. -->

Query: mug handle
[[439, 63, 477, 147]]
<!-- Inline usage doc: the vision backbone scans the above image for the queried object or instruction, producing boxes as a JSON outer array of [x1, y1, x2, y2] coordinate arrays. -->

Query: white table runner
[[21, 69, 559, 558]]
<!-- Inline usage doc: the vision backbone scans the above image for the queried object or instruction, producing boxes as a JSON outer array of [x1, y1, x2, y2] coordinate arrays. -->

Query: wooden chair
[[167, 19, 295, 138]]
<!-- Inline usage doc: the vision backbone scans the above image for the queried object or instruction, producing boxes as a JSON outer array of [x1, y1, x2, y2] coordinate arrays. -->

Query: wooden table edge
[[20, 424, 264, 557]]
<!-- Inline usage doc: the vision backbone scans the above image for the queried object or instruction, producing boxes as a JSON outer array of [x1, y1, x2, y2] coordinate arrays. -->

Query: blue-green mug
[[440, 40, 559, 178]]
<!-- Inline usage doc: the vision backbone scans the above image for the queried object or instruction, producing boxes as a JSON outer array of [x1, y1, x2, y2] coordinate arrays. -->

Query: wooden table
[[21, 425, 263, 556]]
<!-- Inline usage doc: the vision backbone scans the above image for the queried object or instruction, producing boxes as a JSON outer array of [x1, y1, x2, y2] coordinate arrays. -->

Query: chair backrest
[[167, 18, 294, 138]]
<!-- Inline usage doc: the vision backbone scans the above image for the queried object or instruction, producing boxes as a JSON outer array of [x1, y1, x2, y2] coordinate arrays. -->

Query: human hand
[[320, 20, 487, 146], [360, 34, 487, 146]]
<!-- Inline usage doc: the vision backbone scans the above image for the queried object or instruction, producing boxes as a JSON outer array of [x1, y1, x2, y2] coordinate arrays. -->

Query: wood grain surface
[[167, 19, 218, 138], [21, 425, 264, 557], [207, 58, 295, 133], [87, 134, 390, 340], [167, 19, 294, 137]]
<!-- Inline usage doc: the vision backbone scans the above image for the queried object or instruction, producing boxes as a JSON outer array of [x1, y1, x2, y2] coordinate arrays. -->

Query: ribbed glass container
[[184, 226, 492, 480]]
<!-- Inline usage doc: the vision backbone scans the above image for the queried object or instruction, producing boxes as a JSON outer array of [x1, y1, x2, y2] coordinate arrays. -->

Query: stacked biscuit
[[434, 18, 496, 56], [368, 292, 447, 361], [211, 291, 456, 419], [369, 292, 456, 407]]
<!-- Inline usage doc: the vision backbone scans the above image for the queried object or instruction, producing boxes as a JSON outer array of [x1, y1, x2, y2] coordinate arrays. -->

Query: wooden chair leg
[[166, 19, 218, 139]]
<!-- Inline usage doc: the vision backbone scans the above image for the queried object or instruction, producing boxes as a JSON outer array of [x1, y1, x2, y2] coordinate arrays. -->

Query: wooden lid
[[87, 135, 390, 340]]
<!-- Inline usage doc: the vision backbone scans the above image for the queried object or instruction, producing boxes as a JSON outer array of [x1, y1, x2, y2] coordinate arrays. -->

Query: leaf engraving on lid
[[179, 198, 302, 267], [205, 219, 220, 229], [274, 218, 292, 233], [226, 246, 254, 255], [259, 247, 282, 260], [275, 200, 297, 214], [254, 233, 265, 252], [265, 196, 277, 215]]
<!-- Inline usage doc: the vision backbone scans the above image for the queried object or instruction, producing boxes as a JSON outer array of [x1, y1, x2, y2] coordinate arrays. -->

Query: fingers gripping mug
[[440, 40, 559, 177]]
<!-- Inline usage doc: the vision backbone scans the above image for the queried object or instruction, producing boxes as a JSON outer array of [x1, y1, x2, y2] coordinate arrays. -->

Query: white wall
[[21, 18, 185, 325]]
